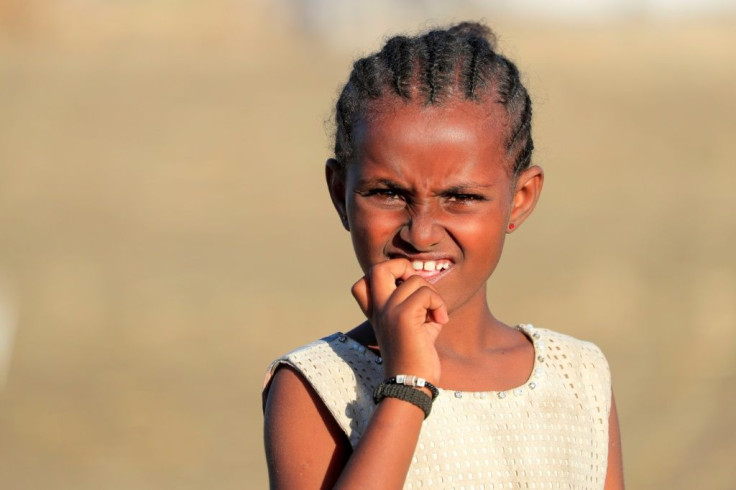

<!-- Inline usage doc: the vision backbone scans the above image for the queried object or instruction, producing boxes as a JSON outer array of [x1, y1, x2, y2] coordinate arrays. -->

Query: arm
[[264, 366, 351, 489], [264, 260, 446, 489], [264, 363, 430, 490], [604, 393, 625, 490]]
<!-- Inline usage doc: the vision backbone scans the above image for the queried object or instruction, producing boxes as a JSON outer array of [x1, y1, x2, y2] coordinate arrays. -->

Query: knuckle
[[413, 285, 436, 298], [404, 275, 426, 287]]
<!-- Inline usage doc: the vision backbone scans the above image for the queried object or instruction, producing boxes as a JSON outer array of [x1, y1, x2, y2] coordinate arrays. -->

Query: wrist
[[384, 365, 439, 387], [373, 382, 434, 419], [379, 374, 440, 405]]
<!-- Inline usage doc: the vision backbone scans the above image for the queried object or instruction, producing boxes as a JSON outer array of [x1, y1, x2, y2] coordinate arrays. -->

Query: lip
[[389, 252, 456, 262], [411, 267, 453, 284]]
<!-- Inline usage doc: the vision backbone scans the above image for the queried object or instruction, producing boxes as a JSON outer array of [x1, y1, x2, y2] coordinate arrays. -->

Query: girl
[[263, 22, 623, 489]]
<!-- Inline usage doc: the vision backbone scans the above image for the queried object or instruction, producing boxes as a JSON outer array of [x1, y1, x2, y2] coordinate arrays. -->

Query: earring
[[508, 223, 515, 230]]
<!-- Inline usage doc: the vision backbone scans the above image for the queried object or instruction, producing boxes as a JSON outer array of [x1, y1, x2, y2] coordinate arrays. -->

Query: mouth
[[409, 259, 453, 282]]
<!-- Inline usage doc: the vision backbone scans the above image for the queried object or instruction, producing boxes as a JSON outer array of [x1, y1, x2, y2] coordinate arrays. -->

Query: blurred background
[[1, 1, 734, 488]]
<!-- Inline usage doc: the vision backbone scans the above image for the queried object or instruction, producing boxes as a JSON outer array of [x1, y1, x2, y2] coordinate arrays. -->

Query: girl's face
[[327, 98, 542, 317]]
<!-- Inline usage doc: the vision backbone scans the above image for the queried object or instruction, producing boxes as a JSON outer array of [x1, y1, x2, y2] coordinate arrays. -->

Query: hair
[[332, 22, 533, 177]]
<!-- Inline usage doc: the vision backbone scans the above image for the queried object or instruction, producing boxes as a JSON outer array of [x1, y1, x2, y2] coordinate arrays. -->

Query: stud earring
[[508, 223, 515, 230]]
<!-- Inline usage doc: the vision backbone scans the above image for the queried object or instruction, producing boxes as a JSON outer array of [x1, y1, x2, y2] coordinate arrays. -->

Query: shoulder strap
[[539, 328, 612, 438], [263, 333, 383, 447]]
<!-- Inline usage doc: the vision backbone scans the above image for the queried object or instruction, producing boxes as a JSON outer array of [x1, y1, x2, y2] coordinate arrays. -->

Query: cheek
[[450, 213, 508, 271], [452, 211, 506, 245], [348, 203, 403, 269]]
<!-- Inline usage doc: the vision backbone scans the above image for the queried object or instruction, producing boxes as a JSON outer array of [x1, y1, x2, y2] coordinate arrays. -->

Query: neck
[[434, 294, 511, 359]]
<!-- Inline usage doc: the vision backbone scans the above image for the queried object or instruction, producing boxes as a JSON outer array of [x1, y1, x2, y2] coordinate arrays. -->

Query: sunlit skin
[[264, 97, 624, 489], [330, 99, 542, 388]]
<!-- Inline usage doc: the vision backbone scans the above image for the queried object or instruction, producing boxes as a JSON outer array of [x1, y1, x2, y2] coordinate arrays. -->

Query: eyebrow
[[355, 178, 404, 189], [357, 178, 494, 192], [441, 183, 494, 192]]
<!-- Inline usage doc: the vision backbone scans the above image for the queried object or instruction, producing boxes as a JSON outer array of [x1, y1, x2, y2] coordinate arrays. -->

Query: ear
[[507, 165, 544, 233], [325, 158, 350, 231]]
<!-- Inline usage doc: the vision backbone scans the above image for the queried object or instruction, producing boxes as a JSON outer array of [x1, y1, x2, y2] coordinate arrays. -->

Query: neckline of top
[[332, 323, 546, 400]]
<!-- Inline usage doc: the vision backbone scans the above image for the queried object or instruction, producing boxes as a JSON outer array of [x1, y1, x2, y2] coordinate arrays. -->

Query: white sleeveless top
[[264, 324, 612, 489]]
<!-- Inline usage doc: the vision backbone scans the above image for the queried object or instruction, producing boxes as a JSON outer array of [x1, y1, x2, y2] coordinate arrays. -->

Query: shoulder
[[263, 332, 379, 398], [263, 333, 383, 446], [263, 352, 351, 489], [534, 325, 613, 413], [536, 326, 610, 368], [264, 334, 340, 382], [262, 333, 342, 408]]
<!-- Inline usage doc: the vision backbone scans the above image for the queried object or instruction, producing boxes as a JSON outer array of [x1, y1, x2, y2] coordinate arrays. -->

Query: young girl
[[263, 22, 624, 489]]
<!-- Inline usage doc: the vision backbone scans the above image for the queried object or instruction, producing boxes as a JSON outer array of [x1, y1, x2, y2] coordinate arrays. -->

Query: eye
[[363, 188, 405, 202], [446, 193, 485, 203], [374, 189, 401, 199]]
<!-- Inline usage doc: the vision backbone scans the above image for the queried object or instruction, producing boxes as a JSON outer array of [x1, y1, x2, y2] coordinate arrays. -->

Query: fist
[[351, 259, 448, 384]]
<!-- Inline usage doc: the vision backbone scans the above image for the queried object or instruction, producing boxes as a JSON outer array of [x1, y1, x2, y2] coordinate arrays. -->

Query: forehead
[[351, 99, 511, 180]]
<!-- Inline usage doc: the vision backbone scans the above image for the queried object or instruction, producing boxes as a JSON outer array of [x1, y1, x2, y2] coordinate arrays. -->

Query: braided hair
[[333, 22, 533, 177]]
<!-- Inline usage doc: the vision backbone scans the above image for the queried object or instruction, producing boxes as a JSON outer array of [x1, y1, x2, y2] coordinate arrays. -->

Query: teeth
[[410, 260, 451, 272]]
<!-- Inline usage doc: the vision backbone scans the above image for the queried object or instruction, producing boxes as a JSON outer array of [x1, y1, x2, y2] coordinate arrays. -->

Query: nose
[[398, 205, 443, 251]]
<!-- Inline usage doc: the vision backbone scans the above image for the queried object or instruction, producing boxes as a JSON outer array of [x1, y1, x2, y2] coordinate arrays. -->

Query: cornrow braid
[[424, 29, 457, 103], [380, 36, 413, 98], [333, 21, 534, 177]]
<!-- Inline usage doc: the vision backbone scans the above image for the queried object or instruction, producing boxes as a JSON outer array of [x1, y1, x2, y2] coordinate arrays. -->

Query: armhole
[[263, 362, 352, 455], [594, 343, 613, 419], [262, 359, 290, 412], [579, 340, 612, 427], [263, 336, 379, 448]]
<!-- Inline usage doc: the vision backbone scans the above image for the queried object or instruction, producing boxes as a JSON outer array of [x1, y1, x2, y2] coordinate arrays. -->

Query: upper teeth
[[412, 260, 451, 272]]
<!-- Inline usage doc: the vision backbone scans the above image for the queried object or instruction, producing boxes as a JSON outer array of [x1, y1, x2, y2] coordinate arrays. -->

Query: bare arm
[[264, 365, 429, 489], [604, 393, 625, 490], [264, 366, 351, 489], [264, 259, 446, 489]]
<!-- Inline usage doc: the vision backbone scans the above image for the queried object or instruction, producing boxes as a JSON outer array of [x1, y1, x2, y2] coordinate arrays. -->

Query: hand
[[351, 259, 449, 385]]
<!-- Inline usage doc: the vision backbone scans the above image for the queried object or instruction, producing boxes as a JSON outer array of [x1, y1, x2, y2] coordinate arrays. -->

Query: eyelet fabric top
[[264, 325, 612, 489]]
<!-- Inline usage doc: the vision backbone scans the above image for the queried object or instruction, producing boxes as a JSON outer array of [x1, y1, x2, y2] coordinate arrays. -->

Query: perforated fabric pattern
[[264, 333, 382, 446], [263, 325, 612, 489]]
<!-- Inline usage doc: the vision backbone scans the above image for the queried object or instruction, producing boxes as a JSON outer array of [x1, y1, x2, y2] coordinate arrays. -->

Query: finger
[[403, 285, 449, 326], [390, 285, 449, 329], [368, 259, 417, 311], [351, 277, 370, 318], [384, 274, 438, 311]]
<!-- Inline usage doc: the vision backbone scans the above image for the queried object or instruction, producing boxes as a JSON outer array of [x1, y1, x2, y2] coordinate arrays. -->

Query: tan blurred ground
[[1, 2, 735, 489]]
